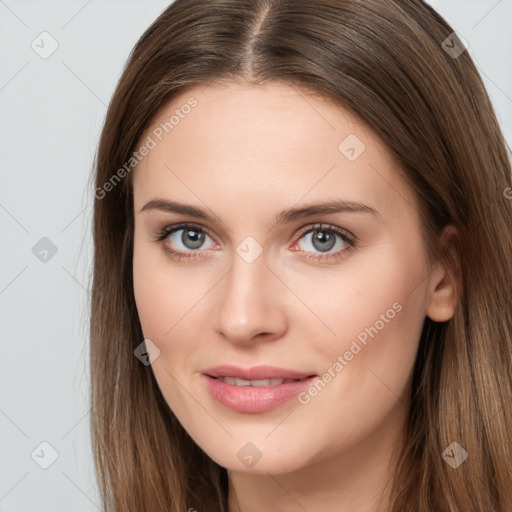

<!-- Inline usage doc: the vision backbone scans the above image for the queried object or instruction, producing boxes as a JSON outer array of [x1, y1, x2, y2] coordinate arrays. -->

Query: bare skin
[[131, 81, 458, 512]]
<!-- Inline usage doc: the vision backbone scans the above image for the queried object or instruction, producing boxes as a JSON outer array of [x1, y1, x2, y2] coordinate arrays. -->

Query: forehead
[[132, 81, 416, 223]]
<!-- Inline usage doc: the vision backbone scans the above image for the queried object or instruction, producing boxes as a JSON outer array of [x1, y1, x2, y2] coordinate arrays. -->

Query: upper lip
[[202, 365, 315, 380]]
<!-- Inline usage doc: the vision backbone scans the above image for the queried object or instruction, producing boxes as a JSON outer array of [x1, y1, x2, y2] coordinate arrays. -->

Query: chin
[[199, 438, 317, 475]]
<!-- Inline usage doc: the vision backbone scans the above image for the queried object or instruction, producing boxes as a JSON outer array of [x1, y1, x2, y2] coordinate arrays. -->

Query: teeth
[[219, 377, 298, 386]]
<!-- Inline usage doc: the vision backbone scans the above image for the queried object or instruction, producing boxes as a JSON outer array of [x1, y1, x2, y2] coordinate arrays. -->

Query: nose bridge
[[212, 242, 286, 343]]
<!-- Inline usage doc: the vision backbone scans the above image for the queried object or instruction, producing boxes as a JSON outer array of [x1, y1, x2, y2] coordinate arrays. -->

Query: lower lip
[[202, 375, 318, 413]]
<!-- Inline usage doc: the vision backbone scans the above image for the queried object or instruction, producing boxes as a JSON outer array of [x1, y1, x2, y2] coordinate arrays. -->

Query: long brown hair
[[89, 1, 512, 510]]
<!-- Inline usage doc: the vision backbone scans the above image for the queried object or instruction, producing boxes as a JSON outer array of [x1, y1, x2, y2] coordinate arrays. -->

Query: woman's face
[[132, 81, 453, 475]]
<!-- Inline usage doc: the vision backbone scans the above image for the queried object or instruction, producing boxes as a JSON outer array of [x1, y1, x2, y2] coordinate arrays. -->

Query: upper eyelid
[[161, 222, 355, 246], [164, 222, 217, 242], [294, 223, 354, 240]]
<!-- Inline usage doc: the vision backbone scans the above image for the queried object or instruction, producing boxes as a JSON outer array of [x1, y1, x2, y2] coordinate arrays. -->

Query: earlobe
[[425, 225, 460, 322]]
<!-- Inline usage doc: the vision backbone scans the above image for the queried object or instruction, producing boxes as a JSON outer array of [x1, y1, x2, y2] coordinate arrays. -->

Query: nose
[[212, 247, 288, 346]]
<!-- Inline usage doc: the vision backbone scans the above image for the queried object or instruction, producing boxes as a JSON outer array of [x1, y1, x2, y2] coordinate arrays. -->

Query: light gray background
[[0, 1, 510, 510]]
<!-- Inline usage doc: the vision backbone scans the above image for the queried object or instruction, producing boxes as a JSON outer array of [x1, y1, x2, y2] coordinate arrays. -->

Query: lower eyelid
[[157, 224, 356, 258]]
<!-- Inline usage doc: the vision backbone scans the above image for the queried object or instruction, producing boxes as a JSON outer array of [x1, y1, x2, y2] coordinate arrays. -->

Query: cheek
[[133, 248, 170, 342], [297, 238, 428, 393], [298, 243, 425, 339], [287, 250, 427, 456], [133, 234, 206, 343], [132, 244, 201, 410]]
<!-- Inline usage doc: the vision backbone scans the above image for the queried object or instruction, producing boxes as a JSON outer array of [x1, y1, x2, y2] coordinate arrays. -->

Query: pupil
[[312, 230, 335, 252], [183, 229, 204, 249]]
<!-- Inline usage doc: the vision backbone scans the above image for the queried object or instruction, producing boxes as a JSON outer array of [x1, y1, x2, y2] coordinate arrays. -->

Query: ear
[[425, 225, 460, 322]]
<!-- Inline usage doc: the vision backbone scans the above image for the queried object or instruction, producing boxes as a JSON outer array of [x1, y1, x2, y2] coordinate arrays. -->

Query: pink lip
[[201, 365, 317, 413]]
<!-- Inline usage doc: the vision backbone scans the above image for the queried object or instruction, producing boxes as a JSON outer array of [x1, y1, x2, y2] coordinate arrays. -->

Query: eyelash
[[152, 222, 357, 263]]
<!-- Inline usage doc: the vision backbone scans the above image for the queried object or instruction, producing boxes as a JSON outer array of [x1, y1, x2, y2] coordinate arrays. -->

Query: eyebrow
[[140, 198, 381, 225]]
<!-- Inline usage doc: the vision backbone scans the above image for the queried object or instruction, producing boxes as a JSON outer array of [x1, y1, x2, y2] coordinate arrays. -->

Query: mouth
[[210, 376, 305, 386], [201, 365, 318, 413], [202, 364, 315, 381]]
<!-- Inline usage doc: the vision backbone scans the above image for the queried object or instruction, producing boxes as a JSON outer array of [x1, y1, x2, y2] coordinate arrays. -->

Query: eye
[[291, 223, 356, 262], [153, 222, 356, 263], [153, 223, 217, 261]]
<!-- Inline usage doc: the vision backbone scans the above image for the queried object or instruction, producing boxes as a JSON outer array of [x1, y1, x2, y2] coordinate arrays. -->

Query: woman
[[89, 1, 512, 510]]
